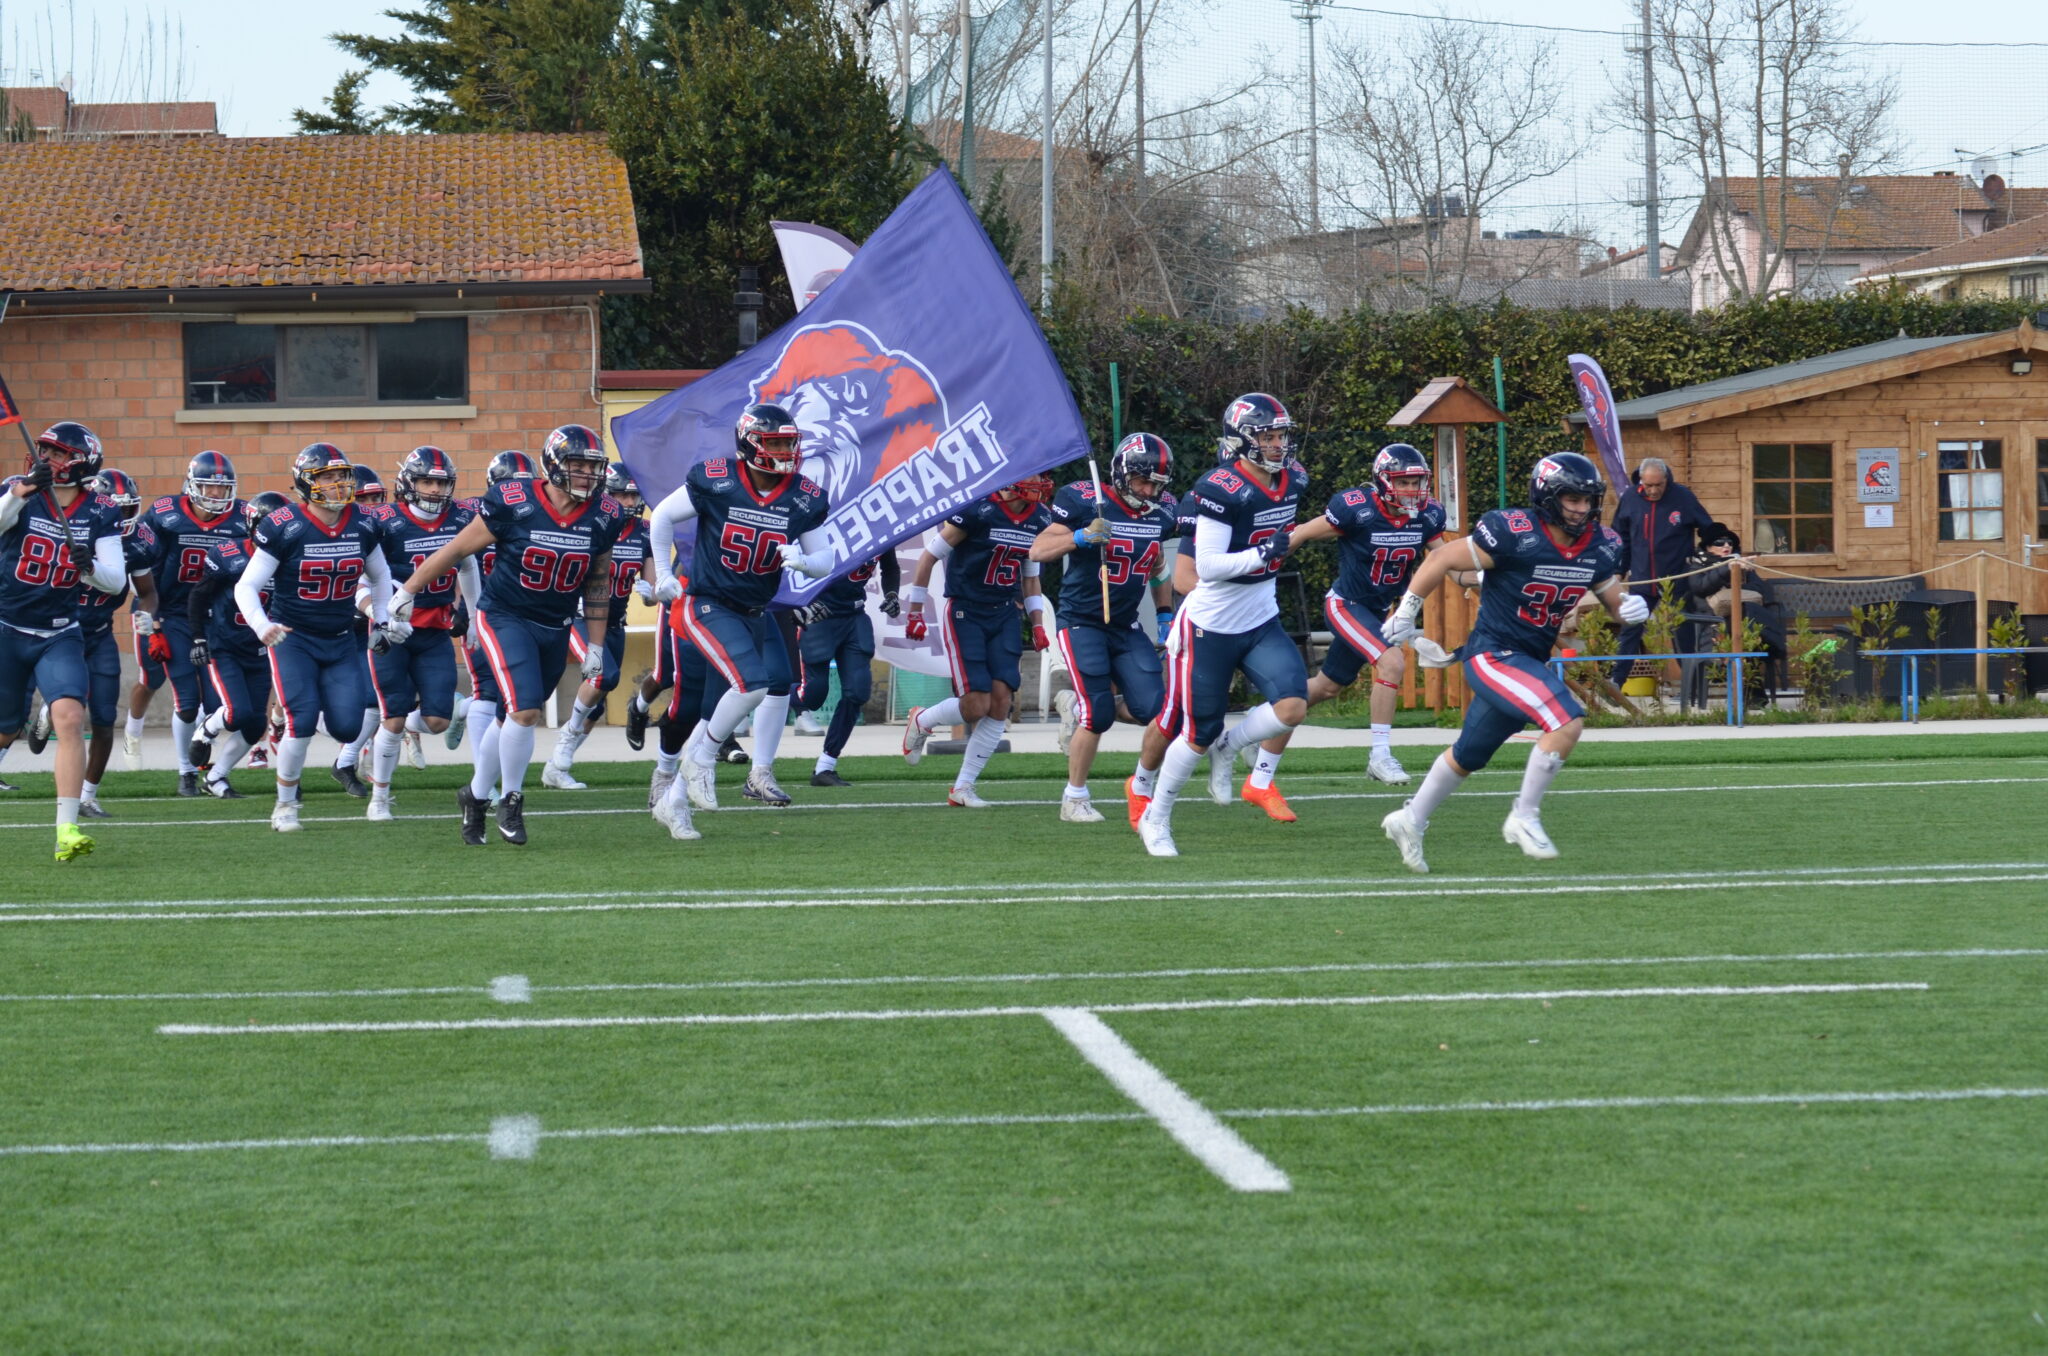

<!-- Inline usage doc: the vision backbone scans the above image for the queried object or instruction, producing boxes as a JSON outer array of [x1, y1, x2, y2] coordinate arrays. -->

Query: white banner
[[864, 540, 954, 678], [771, 220, 858, 312]]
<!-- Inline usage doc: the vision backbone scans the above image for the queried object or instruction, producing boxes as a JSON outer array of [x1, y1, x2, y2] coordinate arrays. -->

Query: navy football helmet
[[397, 445, 457, 511], [542, 424, 608, 501], [91, 469, 142, 531], [351, 464, 387, 506], [244, 490, 291, 530], [487, 451, 538, 485], [734, 403, 801, 478], [1530, 452, 1605, 533], [1219, 393, 1296, 473], [1372, 443, 1432, 515], [1110, 432, 1173, 501], [292, 443, 355, 510], [183, 449, 236, 515], [35, 421, 104, 488]]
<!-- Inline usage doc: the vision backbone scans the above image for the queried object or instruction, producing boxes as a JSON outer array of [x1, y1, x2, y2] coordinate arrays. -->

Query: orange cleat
[[1124, 775, 1151, 828], [1240, 777, 1296, 822]]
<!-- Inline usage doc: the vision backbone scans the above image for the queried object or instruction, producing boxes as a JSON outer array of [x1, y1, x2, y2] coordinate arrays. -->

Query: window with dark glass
[[2036, 438, 2048, 541], [1936, 439, 2003, 541], [183, 319, 467, 406], [1751, 443, 1834, 553]]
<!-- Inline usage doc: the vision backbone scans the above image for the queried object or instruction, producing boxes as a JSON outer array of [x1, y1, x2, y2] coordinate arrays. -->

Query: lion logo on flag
[[750, 321, 949, 507]]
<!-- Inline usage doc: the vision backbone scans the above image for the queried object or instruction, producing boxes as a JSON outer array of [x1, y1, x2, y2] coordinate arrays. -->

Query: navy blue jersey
[[0, 486, 125, 631], [143, 493, 247, 616], [1325, 487, 1447, 614], [813, 556, 882, 619], [944, 495, 1053, 607], [249, 502, 385, 637], [1467, 508, 1628, 656], [1189, 461, 1307, 585], [373, 500, 477, 630], [683, 457, 830, 613], [199, 537, 268, 657], [1046, 481, 1176, 627], [478, 481, 630, 627], [604, 517, 648, 605], [79, 519, 159, 637]]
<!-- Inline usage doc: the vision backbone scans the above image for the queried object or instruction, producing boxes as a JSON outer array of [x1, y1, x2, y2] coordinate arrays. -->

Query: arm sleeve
[[649, 485, 697, 588], [787, 528, 835, 578], [0, 491, 25, 535], [1193, 514, 1267, 583], [236, 548, 281, 637], [362, 547, 391, 623], [457, 556, 483, 611], [86, 532, 127, 593], [879, 550, 902, 593], [187, 568, 224, 634]]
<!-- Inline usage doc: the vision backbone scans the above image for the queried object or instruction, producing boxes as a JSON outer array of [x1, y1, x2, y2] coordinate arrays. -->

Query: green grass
[[3, 732, 2047, 1352]]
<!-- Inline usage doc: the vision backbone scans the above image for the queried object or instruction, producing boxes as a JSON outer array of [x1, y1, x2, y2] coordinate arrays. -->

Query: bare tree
[[1616, 0, 1900, 303], [1319, 19, 1581, 306]]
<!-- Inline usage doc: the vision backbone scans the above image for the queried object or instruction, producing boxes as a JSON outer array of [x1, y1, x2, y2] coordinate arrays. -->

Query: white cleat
[[1382, 804, 1429, 874], [541, 762, 587, 791], [1207, 743, 1236, 805], [902, 707, 931, 765], [683, 753, 719, 812], [1367, 749, 1411, 785], [1503, 811, 1560, 860], [793, 709, 826, 736], [366, 797, 394, 823], [122, 731, 142, 771], [403, 730, 428, 771], [1059, 795, 1104, 823], [1136, 806, 1179, 857], [653, 791, 701, 840], [1054, 688, 1078, 754], [947, 784, 990, 808], [444, 710, 467, 750], [648, 768, 677, 811], [270, 801, 302, 834]]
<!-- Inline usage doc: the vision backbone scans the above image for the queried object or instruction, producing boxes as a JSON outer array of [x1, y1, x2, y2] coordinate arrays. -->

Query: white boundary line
[[7, 947, 2038, 1005], [155, 982, 1926, 1036], [1043, 1007, 1290, 1192], [14, 861, 2047, 913], [18, 874, 2048, 925], [0, 774, 2043, 830], [2, 1086, 2039, 1159]]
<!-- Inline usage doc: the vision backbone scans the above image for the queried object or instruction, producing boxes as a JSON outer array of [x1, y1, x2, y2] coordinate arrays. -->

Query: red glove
[[147, 632, 173, 665], [904, 611, 928, 641], [1030, 622, 1051, 652]]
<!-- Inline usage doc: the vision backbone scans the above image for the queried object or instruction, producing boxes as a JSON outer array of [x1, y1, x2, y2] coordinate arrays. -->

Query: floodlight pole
[[1040, 0, 1053, 309], [1641, 0, 1660, 278]]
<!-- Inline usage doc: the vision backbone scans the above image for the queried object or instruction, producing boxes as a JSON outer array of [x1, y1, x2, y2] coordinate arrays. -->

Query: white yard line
[[154, 982, 1925, 1037], [1042, 1008, 1290, 1192], [2, 1086, 2039, 1161], [15, 873, 2048, 925], [0, 947, 2038, 1006], [0, 774, 2043, 830]]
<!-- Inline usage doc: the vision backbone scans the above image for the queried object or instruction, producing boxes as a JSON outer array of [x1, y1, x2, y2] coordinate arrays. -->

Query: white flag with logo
[[771, 221, 858, 312]]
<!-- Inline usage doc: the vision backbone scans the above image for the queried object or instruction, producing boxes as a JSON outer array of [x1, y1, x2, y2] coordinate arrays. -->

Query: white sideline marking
[[16, 861, 2047, 913], [2, 1087, 2040, 1160], [155, 982, 1925, 1037], [20, 874, 2048, 925], [490, 975, 532, 1004], [1042, 1007, 1290, 1193], [2, 947, 2039, 1006], [0, 774, 2043, 830], [488, 1114, 541, 1160]]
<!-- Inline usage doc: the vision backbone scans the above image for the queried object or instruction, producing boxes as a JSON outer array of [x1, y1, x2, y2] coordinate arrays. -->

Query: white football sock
[[124, 713, 145, 740], [80, 777, 97, 801], [918, 697, 963, 731], [751, 693, 791, 769], [705, 686, 767, 744], [956, 716, 1005, 789], [1406, 752, 1466, 827], [1062, 783, 1091, 801], [1150, 736, 1202, 815], [1131, 762, 1158, 796], [815, 753, 837, 774], [1219, 702, 1287, 753], [1371, 722, 1392, 754], [57, 796, 79, 827], [1515, 749, 1565, 817], [566, 699, 598, 736], [372, 727, 402, 792], [1249, 747, 1283, 790], [276, 735, 312, 799], [210, 731, 251, 777], [497, 720, 537, 795], [655, 749, 682, 776], [467, 702, 500, 800], [630, 691, 649, 715], [171, 711, 196, 773], [405, 709, 429, 735], [198, 709, 226, 740]]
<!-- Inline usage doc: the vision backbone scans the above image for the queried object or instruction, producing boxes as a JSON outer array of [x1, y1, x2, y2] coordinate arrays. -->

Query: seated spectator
[[1685, 523, 1787, 696]]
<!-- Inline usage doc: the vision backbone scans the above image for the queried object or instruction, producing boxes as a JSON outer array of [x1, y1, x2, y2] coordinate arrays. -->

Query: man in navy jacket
[[1609, 458, 1714, 683]]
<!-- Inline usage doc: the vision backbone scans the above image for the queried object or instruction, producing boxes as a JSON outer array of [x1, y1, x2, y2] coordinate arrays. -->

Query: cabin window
[[183, 319, 468, 407], [1936, 439, 2003, 541], [1751, 443, 1834, 553]]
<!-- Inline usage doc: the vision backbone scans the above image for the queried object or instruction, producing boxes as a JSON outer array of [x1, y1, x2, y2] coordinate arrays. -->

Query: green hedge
[[1041, 291, 2041, 600]]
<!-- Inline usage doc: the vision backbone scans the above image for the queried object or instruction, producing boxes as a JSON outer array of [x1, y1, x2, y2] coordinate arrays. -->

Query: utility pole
[[900, 0, 914, 125], [1133, 0, 1146, 191], [957, 0, 976, 196], [1295, 0, 1324, 234], [1041, 0, 1053, 309], [1641, 0, 1660, 279]]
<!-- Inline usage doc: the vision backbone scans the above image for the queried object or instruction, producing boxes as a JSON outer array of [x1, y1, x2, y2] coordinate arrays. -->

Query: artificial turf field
[[2, 730, 2046, 1353]]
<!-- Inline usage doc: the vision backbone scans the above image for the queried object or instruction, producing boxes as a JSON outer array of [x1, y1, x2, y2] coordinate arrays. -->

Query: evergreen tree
[[292, 71, 391, 135]]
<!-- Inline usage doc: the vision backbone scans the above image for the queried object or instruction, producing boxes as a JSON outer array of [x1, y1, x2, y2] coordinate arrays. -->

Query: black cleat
[[331, 762, 369, 798], [810, 768, 853, 788], [78, 799, 111, 819], [719, 735, 748, 765], [457, 785, 488, 846], [177, 770, 203, 798], [624, 698, 649, 752], [188, 732, 213, 771], [0, 775, 16, 792], [496, 789, 528, 845], [26, 706, 50, 755]]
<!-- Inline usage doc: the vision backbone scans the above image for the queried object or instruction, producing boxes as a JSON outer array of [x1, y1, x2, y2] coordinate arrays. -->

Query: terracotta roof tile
[[1862, 208, 2048, 277], [1706, 175, 1992, 251], [68, 101, 218, 135], [0, 132, 643, 294]]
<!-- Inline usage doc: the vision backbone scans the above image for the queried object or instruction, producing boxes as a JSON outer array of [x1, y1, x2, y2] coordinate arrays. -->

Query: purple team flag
[[612, 167, 1091, 606], [1567, 353, 1629, 490]]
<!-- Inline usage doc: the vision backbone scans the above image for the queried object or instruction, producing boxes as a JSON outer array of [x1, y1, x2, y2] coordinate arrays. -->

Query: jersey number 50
[[718, 523, 791, 575]]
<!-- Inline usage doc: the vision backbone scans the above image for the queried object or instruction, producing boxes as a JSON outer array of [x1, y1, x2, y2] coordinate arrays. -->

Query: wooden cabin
[[1576, 322, 2048, 613]]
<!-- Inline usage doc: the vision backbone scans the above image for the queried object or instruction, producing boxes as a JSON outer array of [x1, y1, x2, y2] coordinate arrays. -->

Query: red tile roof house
[[0, 131, 646, 707]]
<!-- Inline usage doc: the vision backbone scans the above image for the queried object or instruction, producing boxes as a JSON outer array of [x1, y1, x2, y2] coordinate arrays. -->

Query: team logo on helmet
[[749, 321, 950, 507]]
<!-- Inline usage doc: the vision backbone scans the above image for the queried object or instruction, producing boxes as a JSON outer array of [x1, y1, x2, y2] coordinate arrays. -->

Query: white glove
[[1412, 636, 1456, 669], [1380, 592, 1425, 648], [654, 576, 683, 604], [580, 645, 606, 682], [1617, 592, 1651, 625], [387, 618, 414, 644], [632, 579, 655, 604], [132, 610, 157, 637], [776, 541, 803, 570], [389, 586, 416, 622]]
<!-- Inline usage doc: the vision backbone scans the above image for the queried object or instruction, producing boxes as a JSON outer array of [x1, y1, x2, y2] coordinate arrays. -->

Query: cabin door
[[1923, 426, 2048, 616]]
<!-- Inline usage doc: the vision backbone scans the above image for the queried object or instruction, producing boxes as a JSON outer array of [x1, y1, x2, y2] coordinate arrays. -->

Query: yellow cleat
[[55, 823, 95, 862]]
